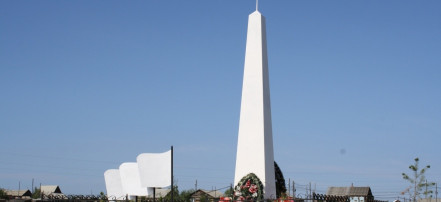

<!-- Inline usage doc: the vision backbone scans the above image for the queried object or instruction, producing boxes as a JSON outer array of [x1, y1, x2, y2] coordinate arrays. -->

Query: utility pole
[[309, 182, 312, 200], [195, 180, 197, 190], [293, 180, 296, 199], [171, 146, 174, 202], [288, 178, 291, 197], [305, 184, 308, 200], [434, 182, 438, 202]]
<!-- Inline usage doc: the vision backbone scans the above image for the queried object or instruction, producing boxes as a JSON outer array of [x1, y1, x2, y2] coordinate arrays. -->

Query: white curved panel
[[119, 162, 147, 196], [104, 169, 125, 199], [137, 150, 171, 188]]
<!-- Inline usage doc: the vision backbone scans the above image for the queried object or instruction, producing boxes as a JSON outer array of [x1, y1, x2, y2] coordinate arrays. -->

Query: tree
[[32, 187, 41, 199], [275, 161, 287, 198], [402, 158, 436, 201], [162, 185, 180, 201], [99, 192, 107, 202], [0, 188, 8, 200], [179, 189, 195, 201], [224, 186, 234, 198]]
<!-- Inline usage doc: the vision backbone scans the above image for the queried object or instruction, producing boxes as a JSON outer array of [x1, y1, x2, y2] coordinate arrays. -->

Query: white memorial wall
[[103, 150, 171, 199], [104, 169, 125, 199], [137, 150, 171, 188], [119, 162, 147, 197]]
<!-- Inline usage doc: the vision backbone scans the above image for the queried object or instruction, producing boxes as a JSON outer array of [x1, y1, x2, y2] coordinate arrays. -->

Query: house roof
[[326, 187, 372, 197], [154, 188, 171, 198], [5, 190, 32, 197], [191, 189, 224, 198], [41, 185, 62, 194], [205, 190, 223, 198]]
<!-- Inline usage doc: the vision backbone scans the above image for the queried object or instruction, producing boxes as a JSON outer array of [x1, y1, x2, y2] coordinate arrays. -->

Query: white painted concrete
[[234, 10, 276, 199], [119, 162, 147, 198], [137, 150, 171, 188], [104, 169, 125, 200]]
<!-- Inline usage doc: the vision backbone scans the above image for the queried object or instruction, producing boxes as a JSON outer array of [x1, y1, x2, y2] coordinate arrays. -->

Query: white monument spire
[[256, 0, 259, 11], [234, 8, 276, 199]]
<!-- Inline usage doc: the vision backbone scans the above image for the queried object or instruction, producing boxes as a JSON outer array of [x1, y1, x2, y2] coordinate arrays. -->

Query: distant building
[[190, 189, 224, 202], [326, 186, 374, 202], [147, 188, 171, 199], [4, 189, 32, 199], [40, 185, 65, 199], [418, 199, 441, 202]]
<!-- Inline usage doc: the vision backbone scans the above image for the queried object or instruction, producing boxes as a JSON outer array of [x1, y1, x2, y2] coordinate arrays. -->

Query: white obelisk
[[234, 5, 277, 199]]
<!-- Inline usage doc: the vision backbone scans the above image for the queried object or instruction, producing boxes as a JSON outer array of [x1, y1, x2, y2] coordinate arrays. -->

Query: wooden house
[[190, 189, 224, 202], [327, 186, 374, 202]]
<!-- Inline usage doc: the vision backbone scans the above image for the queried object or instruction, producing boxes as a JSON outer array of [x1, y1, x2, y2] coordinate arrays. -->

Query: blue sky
[[1, 0, 440, 200]]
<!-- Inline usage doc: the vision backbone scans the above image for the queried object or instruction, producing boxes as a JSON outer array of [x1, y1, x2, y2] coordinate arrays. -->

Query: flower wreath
[[234, 173, 264, 201]]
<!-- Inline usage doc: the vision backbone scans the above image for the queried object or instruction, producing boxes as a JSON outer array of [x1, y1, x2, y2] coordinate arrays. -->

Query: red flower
[[248, 184, 258, 193], [238, 196, 245, 201], [245, 179, 251, 188], [219, 197, 231, 202]]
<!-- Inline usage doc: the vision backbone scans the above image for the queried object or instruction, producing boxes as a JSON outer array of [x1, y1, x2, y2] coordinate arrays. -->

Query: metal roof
[[154, 188, 171, 198], [5, 190, 32, 197], [191, 189, 224, 198], [41, 185, 62, 194], [326, 187, 372, 196]]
